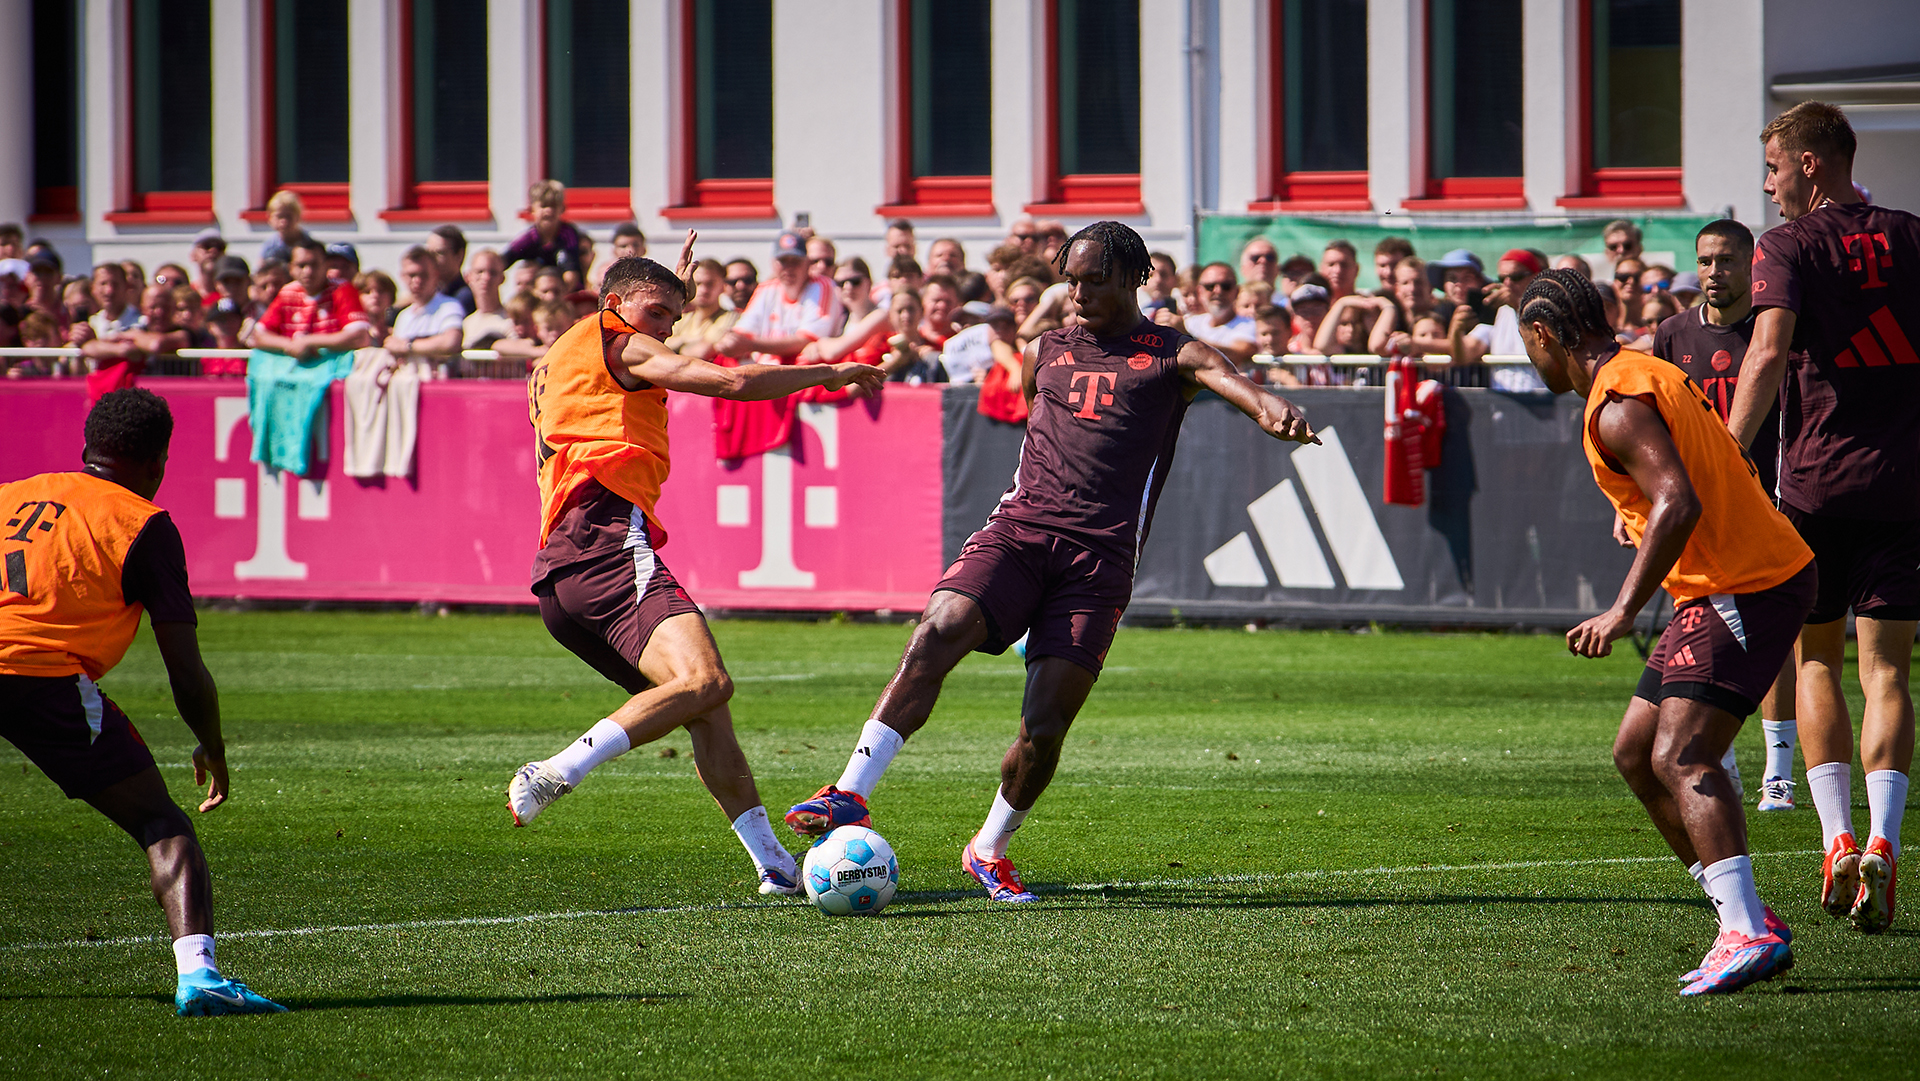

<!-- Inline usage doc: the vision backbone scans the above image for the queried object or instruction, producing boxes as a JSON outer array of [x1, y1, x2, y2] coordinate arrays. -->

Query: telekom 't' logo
[[214, 397, 328, 580], [714, 403, 840, 589]]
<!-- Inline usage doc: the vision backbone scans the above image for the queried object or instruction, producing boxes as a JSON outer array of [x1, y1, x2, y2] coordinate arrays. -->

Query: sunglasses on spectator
[[1245, 253, 1277, 263], [1199, 280, 1234, 291], [1498, 272, 1531, 283], [1643, 281, 1671, 293], [725, 277, 754, 286], [1615, 273, 1638, 283], [835, 276, 867, 287], [1011, 232, 1039, 241], [1606, 240, 1635, 252]]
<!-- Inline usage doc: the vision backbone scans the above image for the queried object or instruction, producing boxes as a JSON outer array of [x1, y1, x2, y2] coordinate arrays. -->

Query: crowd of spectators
[[0, 197, 1688, 403]]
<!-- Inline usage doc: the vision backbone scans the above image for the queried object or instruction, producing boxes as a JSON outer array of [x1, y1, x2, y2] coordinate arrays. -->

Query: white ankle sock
[[1761, 719, 1797, 782], [731, 806, 796, 879], [1702, 855, 1767, 939], [547, 718, 630, 787], [1865, 770, 1908, 857], [1807, 761, 1854, 847], [1687, 860, 1711, 901], [173, 934, 216, 975], [835, 720, 905, 798], [972, 790, 1030, 860]]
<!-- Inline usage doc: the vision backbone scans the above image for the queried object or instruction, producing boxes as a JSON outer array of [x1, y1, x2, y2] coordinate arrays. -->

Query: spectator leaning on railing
[[190, 229, 226, 304], [461, 249, 516, 350], [1184, 263, 1258, 367], [428, 225, 475, 315], [250, 238, 372, 359], [664, 258, 734, 361], [717, 231, 842, 365], [385, 246, 465, 360], [24, 252, 68, 334]]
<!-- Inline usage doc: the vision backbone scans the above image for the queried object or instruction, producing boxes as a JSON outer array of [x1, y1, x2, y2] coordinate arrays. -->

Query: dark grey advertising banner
[[942, 386, 1636, 628]]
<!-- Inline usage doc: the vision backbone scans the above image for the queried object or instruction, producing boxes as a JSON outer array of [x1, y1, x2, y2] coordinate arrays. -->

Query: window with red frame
[[30, 0, 79, 220], [122, 0, 214, 220], [883, 0, 992, 214], [1564, 0, 1682, 207], [387, 0, 489, 220], [666, 0, 773, 218], [544, 0, 631, 219], [1412, 0, 1524, 209], [1254, 0, 1368, 211], [1033, 0, 1140, 213], [258, 0, 351, 222]]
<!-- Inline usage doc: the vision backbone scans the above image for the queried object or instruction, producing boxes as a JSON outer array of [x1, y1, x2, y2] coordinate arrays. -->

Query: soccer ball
[[802, 826, 898, 916]]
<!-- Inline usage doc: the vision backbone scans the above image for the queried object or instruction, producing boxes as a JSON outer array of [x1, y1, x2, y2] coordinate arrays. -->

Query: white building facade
[[1, 0, 1915, 277]]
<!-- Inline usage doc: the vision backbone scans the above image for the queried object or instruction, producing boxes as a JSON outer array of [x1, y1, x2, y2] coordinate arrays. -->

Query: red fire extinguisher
[[1383, 358, 1427, 506]]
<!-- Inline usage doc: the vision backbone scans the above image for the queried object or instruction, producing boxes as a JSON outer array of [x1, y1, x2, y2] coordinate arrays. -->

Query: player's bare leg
[[1797, 619, 1865, 915], [86, 767, 212, 939], [788, 591, 990, 835], [1613, 697, 1700, 866], [962, 657, 1098, 902], [1852, 617, 1912, 931]]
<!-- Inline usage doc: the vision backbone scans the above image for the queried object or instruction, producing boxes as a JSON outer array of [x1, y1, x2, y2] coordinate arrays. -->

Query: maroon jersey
[[1751, 201, 1920, 518], [1650, 304, 1782, 496], [990, 320, 1193, 566]]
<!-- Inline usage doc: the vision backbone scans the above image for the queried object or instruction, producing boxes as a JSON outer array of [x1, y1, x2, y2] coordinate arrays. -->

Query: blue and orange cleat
[[1851, 835, 1897, 934], [1679, 930, 1793, 996], [784, 785, 871, 837], [1680, 907, 1791, 984], [175, 969, 287, 1016], [962, 841, 1037, 903]]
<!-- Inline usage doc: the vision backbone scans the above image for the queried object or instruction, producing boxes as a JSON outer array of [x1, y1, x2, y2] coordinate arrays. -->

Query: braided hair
[[1517, 267, 1614, 350], [1052, 220, 1153, 289]]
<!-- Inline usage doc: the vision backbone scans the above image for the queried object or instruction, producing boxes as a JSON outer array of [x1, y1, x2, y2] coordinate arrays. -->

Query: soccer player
[[1520, 268, 1814, 995], [0, 390, 284, 1016], [506, 235, 886, 898], [1725, 102, 1918, 933], [1649, 219, 1800, 813], [785, 222, 1317, 901]]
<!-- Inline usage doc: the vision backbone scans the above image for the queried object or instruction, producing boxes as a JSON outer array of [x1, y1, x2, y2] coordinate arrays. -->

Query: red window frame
[[1400, 0, 1525, 212], [379, 0, 492, 223], [660, 0, 775, 222], [1556, 0, 1683, 209], [875, 0, 994, 218], [1248, 0, 1369, 213], [528, 0, 634, 222], [1023, 0, 1142, 217], [240, 0, 353, 224], [104, 2, 215, 225]]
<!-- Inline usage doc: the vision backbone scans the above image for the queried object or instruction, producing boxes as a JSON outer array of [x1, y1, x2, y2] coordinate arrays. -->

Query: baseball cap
[[25, 251, 60, 273], [959, 300, 995, 319], [216, 255, 251, 281], [0, 258, 28, 281], [771, 231, 807, 261], [192, 227, 226, 250], [1426, 248, 1484, 288], [325, 242, 359, 268], [1497, 249, 1542, 275], [1670, 271, 1702, 296], [1289, 283, 1330, 305]]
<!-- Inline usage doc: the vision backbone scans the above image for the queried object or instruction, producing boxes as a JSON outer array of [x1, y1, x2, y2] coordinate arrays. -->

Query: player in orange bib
[[1519, 269, 1816, 995], [0, 389, 283, 1015], [506, 236, 885, 897]]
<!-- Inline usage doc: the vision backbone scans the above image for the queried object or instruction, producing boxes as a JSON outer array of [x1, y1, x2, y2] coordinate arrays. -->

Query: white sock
[[1720, 745, 1742, 795], [835, 720, 905, 798], [731, 806, 797, 879], [1761, 719, 1797, 782], [172, 934, 216, 976], [1807, 761, 1854, 847], [972, 789, 1030, 860], [547, 718, 630, 787], [1865, 770, 1909, 858], [1702, 855, 1767, 939], [1687, 860, 1711, 901]]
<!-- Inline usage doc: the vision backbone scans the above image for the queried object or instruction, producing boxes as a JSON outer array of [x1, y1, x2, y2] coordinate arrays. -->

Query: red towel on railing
[[710, 355, 798, 460], [84, 360, 141, 404], [976, 354, 1028, 424]]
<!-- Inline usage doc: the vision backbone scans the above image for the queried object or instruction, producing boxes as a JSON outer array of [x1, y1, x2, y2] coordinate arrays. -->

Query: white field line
[[1, 849, 1816, 954]]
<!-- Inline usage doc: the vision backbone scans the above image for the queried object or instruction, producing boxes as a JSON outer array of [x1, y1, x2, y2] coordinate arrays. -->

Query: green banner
[[1198, 213, 1720, 290]]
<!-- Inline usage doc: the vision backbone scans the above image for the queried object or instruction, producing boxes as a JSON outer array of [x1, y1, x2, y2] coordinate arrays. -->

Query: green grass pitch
[[2, 611, 1916, 1079]]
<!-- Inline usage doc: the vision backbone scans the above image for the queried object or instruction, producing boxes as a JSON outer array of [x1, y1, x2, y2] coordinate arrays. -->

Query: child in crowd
[[1235, 280, 1275, 322], [11, 311, 61, 377], [259, 191, 311, 264], [1288, 284, 1332, 354], [531, 301, 574, 347], [1252, 304, 1302, 388], [502, 180, 584, 290], [356, 270, 398, 341], [527, 267, 565, 308], [881, 291, 943, 384]]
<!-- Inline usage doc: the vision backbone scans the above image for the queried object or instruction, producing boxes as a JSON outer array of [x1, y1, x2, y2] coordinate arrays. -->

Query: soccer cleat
[[1680, 907, 1791, 984], [506, 761, 572, 827], [175, 969, 287, 1016], [759, 862, 804, 897], [1850, 836, 1897, 934], [1679, 931, 1793, 996], [783, 785, 871, 837], [1821, 831, 1862, 919], [962, 841, 1037, 903], [1756, 777, 1796, 812]]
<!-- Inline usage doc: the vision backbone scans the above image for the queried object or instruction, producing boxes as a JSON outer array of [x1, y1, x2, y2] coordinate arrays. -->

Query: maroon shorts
[[1636, 561, 1817, 718], [0, 674, 157, 799], [535, 535, 703, 695], [1782, 505, 1920, 624], [936, 518, 1132, 677]]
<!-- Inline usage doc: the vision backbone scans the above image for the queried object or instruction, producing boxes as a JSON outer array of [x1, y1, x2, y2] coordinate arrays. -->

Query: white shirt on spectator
[[90, 306, 142, 338], [1185, 312, 1259, 351], [392, 293, 466, 342], [735, 276, 842, 361], [1488, 305, 1548, 392], [940, 323, 999, 384]]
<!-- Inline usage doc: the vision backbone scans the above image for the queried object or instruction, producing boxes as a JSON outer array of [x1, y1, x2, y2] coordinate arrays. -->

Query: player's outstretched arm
[[151, 621, 228, 812], [1725, 307, 1796, 449], [1178, 339, 1318, 445], [617, 333, 887, 400], [1567, 396, 1700, 658]]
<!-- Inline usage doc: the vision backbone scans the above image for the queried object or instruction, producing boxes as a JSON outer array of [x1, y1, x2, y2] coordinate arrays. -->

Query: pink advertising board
[[0, 380, 945, 610]]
